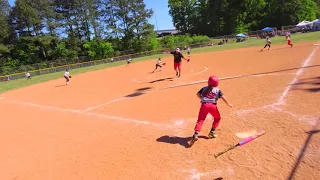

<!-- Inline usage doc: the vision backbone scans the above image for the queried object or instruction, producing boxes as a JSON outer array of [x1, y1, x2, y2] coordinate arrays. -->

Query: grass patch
[[1, 31, 319, 94]]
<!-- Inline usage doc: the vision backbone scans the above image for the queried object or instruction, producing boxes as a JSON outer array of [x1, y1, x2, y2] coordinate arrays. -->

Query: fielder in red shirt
[[189, 76, 233, 147], [163, 48, 189, 77]]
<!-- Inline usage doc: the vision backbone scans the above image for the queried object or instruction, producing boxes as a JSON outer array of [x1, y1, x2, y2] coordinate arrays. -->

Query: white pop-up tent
[[296, 20, 313, 27]]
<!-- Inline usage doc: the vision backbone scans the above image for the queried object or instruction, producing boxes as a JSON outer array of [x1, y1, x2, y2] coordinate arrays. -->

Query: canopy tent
[[312, 19, 320, 24], [262, 27, 274, 31], [296, 20, 312, 27], [236, 33, 246, 38]]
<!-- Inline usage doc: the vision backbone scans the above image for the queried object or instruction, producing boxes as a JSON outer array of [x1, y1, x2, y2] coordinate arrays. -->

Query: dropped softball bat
[[214, 130, 265, 158]]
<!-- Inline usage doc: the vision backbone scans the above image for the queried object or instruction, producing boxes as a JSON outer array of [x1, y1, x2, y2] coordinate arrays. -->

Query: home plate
[[313, 44, 319, 46], [235, 130, 257, 138]]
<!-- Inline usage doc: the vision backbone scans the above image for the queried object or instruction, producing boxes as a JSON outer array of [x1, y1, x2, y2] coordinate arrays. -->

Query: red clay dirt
[[0, 42, 319, 180]]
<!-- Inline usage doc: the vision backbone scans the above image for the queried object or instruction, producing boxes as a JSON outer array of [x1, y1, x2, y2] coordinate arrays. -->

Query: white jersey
[[266, 39, 271, 44], [64, 71, 70, 77], [156, 59, 161, 65], [187, 48, 190, 52], [26, 72, 30, 77]]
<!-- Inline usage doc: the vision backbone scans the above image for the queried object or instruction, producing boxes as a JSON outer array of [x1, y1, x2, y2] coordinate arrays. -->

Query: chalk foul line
[[235, 46, 319, 125], [4, 99, 175, 129], [84, 97, 127, 112], [276, 46, 318, 105]]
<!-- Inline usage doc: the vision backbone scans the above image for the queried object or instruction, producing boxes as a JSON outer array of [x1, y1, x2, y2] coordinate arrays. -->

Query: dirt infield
[[0, 42, 319, 180]]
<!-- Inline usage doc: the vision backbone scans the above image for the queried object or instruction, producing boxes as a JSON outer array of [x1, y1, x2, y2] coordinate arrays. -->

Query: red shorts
[[174, 62, 181, 70], [288, 40, 291, 45]]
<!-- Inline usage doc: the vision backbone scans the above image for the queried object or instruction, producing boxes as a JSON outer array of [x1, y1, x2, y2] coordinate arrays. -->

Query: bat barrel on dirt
[[214, 130, 265, 158]]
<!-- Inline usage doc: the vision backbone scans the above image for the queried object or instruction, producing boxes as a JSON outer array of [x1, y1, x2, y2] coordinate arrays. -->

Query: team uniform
[[170, 50, 185, 77], [64, 70, 71, 85], [287, 36, 293, 47], [187, 47, 191, 56], [261, 38, 271, 51], [126, 59, 132, 67], [153, 58, 162, 73], [190, 76, 232, 147], [26, 72, 31, 80]]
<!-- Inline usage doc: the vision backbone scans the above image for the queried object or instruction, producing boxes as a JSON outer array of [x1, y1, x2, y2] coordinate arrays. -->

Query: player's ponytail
[[202, 86, 214, 97]]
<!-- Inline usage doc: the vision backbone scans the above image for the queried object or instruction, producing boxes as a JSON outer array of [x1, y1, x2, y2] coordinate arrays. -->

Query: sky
[[7, 0, 175, 30]]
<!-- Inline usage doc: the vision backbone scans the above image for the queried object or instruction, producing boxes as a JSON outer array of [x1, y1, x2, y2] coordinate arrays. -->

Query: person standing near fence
[[26, 71, 31, 80], [162, 48, 189, 78]]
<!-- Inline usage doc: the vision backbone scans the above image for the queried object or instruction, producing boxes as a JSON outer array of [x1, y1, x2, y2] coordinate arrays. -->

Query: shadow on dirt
[[292, 76, 320, 93], [287, 118, 320, 180], [124, 87, 153, 98], [149, 77, 174, 84], [156, 135, 209, 148]]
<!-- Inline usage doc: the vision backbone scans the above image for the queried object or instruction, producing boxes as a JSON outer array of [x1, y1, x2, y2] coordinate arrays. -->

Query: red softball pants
[[288, 40, 292, 45], [174, 62, 181, 71], [194, 103, 221, 133]]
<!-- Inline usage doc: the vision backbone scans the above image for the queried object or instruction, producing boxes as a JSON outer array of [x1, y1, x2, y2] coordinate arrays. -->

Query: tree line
[[0, 0, 209, 70], [168, 0, 320, 36]]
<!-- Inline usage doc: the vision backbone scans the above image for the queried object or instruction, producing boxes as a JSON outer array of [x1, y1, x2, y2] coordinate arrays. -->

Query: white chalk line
[[277, 47, 318, 105], [84, 97, 127, 112], [161, 72, 294, 90], [235, 46, 319, 124], [84, 72, 295, 112], [3, 99, 175, 128]]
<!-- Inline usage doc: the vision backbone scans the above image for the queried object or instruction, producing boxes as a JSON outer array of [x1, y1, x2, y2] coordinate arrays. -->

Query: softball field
[[0, 42, 319, 180]]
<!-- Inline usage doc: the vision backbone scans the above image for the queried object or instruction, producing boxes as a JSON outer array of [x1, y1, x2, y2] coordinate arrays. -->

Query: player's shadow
[[124, 87, 153, 98], [287, 118, 320, 180], [149, 77, 174, 84], [156, 135, 209, 148], [291, 76, 320, 93]]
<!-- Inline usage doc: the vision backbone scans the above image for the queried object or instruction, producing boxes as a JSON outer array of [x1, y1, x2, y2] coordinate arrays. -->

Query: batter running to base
[[189, 76, 233, 147], [162, 48, 189, 77]]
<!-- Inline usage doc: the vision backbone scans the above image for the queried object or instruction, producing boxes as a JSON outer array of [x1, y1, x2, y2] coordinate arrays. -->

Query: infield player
[[64, 69, 71, 85], [189, 76, 233, 147], [187, 47, 191, 56], [162, 48, 189, 77], [152, 58, 163, 73], [261, 37, 271, 51]]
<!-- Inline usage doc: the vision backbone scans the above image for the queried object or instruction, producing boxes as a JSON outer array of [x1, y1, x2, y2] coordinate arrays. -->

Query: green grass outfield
[[1, 31, 319, 94]]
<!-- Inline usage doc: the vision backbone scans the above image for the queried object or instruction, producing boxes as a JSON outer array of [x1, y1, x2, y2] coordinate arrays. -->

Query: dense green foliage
[[0, 0, 210, 71], [168, 0, 320, 36]]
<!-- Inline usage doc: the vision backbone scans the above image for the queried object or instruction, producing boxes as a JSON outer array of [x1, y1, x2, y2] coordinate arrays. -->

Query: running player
[[126, 58, 132, 67], [189, 76, 233, 147], [153, 58, 162, 73], [162, 48, 189, 77], [261, 37, 271, 51]]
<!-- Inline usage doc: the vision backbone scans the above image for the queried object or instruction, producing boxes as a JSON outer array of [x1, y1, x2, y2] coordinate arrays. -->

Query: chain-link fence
[[1, 27, 284, 81]]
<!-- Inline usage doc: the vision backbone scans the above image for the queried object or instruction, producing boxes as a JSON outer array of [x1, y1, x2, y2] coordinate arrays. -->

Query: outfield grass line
[[1, 32, 319, 94]]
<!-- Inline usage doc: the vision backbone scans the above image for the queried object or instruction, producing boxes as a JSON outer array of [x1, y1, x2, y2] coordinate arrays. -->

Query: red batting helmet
[[208, 76, 219, 86]]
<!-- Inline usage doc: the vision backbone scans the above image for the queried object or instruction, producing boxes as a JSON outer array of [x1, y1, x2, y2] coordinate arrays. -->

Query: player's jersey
[[198, 86, 223, 104], [287, 36, 291, 41], [187, 48, 190, 52], [170, 51, 184, 63], [64, 71, 70, 77], [156, 59, 161, 65]]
